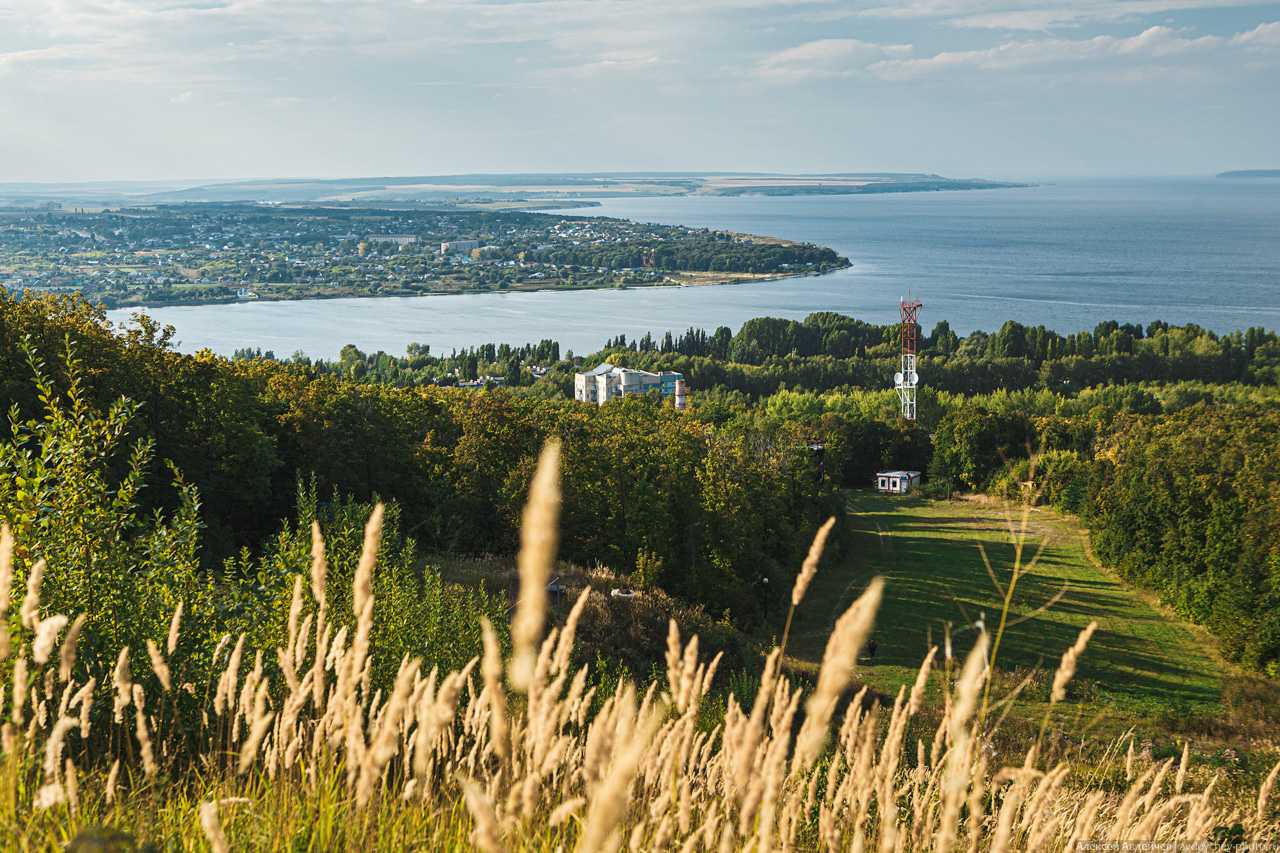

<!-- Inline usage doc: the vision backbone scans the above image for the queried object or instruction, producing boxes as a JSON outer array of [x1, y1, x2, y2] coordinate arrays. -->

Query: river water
[[107, 178, 1280, 360]]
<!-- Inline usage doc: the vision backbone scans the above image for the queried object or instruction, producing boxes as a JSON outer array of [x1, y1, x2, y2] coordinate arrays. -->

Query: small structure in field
[[876, 470, 921, 494]]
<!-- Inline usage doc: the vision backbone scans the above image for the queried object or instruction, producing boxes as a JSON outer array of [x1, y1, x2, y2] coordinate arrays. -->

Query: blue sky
[[2, 0, 1278, 181]]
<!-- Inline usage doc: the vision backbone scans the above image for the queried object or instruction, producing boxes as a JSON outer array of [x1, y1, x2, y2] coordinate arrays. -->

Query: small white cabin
[[876, 470, 921, 494]]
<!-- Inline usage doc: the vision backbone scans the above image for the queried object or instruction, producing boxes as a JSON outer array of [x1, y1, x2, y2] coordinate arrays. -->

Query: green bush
[[0, 337, 207, 678], [220, 481, 507, 686]]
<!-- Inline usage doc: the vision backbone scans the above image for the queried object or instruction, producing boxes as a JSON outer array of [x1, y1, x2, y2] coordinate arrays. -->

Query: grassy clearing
[[787, 493, 1228, 735]]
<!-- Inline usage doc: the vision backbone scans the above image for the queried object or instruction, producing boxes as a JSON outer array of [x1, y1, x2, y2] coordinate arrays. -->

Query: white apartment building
[[574, 363, 688, 409], [440, 239, 481, 255]]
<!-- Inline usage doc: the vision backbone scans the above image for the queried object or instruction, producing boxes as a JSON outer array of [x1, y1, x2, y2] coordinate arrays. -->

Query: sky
[[1, 0, 1279, 182]]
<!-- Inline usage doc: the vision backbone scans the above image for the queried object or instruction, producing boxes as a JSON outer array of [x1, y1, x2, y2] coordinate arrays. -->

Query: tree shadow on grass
[[796, 500, 1222, 713]]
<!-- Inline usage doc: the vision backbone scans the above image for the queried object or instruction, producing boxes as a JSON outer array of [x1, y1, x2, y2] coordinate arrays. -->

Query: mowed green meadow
[[786, 493, 1225, 734]]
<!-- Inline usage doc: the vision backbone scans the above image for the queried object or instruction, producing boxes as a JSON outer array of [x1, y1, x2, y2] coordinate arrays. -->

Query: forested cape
[[3, 290, 1280, 675]]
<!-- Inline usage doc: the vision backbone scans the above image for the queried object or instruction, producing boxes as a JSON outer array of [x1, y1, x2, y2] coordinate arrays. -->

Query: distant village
[[0, 204, 846, 308]]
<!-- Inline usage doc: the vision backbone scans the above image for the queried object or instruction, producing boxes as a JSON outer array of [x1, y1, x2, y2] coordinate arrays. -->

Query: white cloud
[[849, 0, 1275, 31], [1233, 20, 1280, 46], [755, 38, 913, 80], [867, 23, 1277, 79]]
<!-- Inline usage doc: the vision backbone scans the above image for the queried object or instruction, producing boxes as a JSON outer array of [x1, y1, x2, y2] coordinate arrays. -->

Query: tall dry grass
[[1, 445, 1278, 850]]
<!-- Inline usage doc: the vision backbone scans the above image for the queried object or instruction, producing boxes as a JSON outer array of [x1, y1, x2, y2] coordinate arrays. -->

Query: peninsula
[[0, 171, 1027, 208], [1218, 169, 1280, 179], [0, 204, 849, 309]]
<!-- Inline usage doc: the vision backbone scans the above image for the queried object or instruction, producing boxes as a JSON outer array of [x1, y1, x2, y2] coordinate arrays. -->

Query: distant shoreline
[[98, 265, 842, 313], [1217, 170, 1280, 179]]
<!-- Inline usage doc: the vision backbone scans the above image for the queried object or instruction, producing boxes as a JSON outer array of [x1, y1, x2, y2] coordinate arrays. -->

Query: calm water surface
[[107, 178, 1280, 360]]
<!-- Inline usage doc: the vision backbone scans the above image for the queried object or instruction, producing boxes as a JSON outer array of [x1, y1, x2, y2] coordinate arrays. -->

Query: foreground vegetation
[[2, 290, 1280, 846], [4, 445, 1278, 850]]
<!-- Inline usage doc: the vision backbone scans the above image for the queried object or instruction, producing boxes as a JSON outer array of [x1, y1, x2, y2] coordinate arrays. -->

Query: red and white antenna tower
[[895, 295, 922, 420]]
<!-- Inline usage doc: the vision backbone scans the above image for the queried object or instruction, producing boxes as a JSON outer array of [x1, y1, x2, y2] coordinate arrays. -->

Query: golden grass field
[[2, 443, 1279, 849]]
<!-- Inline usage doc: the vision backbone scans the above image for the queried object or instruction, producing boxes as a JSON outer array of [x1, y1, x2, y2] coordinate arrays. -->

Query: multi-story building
[[440, 239, 481, 255], [574, 363, 688, 409]]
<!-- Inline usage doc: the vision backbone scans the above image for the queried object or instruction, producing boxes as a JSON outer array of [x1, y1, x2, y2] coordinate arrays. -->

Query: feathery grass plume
[[461, 777, 503, 853], [354, 503, 383, 623], [11, 656, 28, 725], [310, 521, 328, 711], [1051, 620, 1098, 704], [1175, 741, 1189, 795], [309, 521, 327, 610], [908, 646, 938, 716], [342, 506, 383, 707], [510, 439, 561, 694], [480, 617, 510, 764], [74, 677, 95, 738], [58, 614, 86, 682], [112, 646, 131, 723], [794, 577, 884, 772], [0, 524, 12, 660], [200, 800, 230, 853], [32, 783, 65, 810], [132, 684, 157, 776], [105, 759, 120, 804], [935, 631, 990, 853], [43, 716, 76, 779], [32, 614, 67, 665], [578, 695, 666, 853], [358, 657, 419, 804], [793, 516, 836, 607], [146, 640, 172, 692], [553, 587, 591, 675], [166, 601, 183, 656], [20, 557, 46, 630], [1260, 758, 1280, 824], [215, 635, 245, 718], [237, 682, 274, 774], [64, 757, 78, 814], [287, 575, 304, 653], [550, 797, 586, 827], [781, 516, 838, 657]]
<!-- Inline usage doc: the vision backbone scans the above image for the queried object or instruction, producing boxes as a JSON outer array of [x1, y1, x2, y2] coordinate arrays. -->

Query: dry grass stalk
[[1051, 620, 1098, 704], [167, 601, 184, 656], [792, 516, 836, 607], [146, 640, 172, 692], [74, 677, 95, 738], [0, 524, 12, 661], [200, 800, 230, 853], [461, 777, 503, 853], [1260, 758, 1280, 824], [20, 558, 45, 630], [132, 684, 157, 776], [354, 503, 383, 623], [32, 614, 67, 665], [58, 614, 86, 682], [64, 757, 79, 814], [480, 617, 510, 764], [310, 521, 329, 713], [510, 439, 561, 694], [794, 577, 884, 772]]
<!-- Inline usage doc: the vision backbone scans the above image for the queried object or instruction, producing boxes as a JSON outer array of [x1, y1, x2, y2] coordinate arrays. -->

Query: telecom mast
[[895, 296, 922, 420]]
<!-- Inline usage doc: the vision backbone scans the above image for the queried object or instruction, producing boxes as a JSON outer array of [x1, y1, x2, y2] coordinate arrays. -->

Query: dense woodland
[[3, 290, 1280, 681]]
